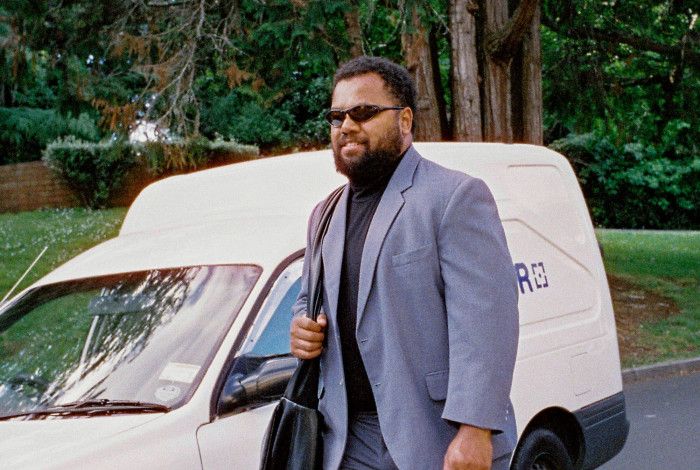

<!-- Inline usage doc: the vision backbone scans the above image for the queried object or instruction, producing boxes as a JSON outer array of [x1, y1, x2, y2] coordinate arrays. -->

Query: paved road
[[599, 371, 700, 469]]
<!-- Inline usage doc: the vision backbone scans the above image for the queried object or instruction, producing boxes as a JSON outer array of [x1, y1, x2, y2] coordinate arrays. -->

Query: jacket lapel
[[322, 184, 350, 325], [356, 147, 421, 328]]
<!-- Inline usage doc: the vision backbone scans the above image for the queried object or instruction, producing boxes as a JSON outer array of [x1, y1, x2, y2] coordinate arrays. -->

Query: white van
[[0, 143, 628, 469]]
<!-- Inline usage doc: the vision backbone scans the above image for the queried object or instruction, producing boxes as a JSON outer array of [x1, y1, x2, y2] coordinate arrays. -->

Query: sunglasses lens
[[325, 110, 345, 127], [347, 105, 379, 122]]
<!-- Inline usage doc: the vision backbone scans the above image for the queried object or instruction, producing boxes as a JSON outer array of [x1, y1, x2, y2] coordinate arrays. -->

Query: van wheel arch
[[512, 407, 584, 469]]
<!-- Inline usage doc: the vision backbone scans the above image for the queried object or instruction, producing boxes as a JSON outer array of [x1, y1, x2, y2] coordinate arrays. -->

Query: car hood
[[0, 413, 163, 467]]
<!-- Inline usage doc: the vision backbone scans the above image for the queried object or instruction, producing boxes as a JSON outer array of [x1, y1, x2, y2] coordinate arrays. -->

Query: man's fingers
[[291, 335, 323, 359], [317, 313, 328, 328], [292, 348, 322, 360], [293, 315, 324, 333], [293, 327, 325, 342], [292, 337, 323, 352]]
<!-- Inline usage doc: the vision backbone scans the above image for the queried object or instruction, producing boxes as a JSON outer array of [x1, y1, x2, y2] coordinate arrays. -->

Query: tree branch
[[487, 0, 539, 61]]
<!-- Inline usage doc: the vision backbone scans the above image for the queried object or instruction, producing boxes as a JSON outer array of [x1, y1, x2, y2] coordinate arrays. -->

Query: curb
[[622, 356, 700, 385]]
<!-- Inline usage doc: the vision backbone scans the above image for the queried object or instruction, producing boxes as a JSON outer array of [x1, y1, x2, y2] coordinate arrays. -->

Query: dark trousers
[[339, 412, 512, 470], [340, 412, 398, 470]]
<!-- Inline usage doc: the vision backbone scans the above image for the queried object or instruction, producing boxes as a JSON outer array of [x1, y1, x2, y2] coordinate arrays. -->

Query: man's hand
[[290, 313, 327, 359], [443, 424, 493, 470]]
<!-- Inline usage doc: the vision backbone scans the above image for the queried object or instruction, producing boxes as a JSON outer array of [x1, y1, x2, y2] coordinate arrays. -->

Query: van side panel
[[499, 162, 623, 431]]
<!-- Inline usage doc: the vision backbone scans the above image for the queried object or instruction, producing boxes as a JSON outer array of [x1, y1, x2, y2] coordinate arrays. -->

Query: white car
[[0, 143, 628, 469]]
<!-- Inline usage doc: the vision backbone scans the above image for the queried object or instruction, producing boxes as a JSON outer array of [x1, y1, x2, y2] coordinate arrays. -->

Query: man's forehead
[[331, 73, 394, 106]]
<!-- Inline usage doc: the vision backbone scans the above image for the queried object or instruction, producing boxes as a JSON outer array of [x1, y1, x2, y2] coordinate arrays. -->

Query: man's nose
[[339, 113, 361, 133]]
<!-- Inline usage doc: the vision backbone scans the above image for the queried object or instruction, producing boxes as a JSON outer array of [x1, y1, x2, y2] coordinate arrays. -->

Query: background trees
[[0, 0, 698, 227], [1, 0, 697, 149]]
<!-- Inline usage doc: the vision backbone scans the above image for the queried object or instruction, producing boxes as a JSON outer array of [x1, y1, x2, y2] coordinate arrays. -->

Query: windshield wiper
[[0, 399, 170, 420]]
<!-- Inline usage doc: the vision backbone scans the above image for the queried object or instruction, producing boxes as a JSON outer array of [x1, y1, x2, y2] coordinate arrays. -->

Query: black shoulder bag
[[260, 185, 344, 470]]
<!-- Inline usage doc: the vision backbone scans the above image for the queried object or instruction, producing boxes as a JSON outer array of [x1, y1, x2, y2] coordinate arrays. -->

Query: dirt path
[[609, 275, 680, 365]]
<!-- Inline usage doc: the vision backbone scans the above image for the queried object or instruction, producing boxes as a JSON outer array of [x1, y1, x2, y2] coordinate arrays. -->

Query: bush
[[41, 135, 259, 208], [42, 137, 137, 209], [550, 133, 700, 229], [203, 138, 260, 164], [134, 137, 259, 175], [0, 108, 100, 164], [201, 90, 292, 148], [199, 76, 331, 150], [278, 76, 332, 146]]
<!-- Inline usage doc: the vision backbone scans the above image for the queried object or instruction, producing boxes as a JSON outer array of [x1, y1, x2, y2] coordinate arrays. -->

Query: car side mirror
[[217, 355, 297, 416]]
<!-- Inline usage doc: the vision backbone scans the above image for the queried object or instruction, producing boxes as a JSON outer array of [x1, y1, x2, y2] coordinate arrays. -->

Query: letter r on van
[[515, 263, 533, 294]]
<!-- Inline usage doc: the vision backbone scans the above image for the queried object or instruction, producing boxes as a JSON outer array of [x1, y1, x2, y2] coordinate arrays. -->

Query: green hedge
[[135, 137, 259, 175], [550, 133, 700, 229], [42, 137, 136, 209], [42, 136, 260, 209]]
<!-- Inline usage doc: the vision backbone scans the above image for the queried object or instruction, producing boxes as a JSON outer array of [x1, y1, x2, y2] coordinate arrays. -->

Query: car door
[[196, 257, 302, 469]]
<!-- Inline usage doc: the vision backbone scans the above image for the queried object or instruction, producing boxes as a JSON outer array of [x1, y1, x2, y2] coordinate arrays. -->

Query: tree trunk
[[429, 26, 450, 140], [513, 1, 542, 144], [402, 7, 443, 141], [345, 1, 364, 58], [449, 0, 482, 141], [482, 0, 512, 142], [482, 0, 539, 143]]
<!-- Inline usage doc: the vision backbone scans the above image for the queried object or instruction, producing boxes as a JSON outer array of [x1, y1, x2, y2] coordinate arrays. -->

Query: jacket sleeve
[[438, 176, 519, 434], [291, 201, 324, 319]]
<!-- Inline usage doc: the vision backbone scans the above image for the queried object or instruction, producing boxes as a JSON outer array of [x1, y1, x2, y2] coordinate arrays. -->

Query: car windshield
[[0, 265, 261, 419]]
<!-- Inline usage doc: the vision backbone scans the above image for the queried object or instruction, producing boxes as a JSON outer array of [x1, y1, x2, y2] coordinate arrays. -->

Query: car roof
[[119, 142, 566, 235], [35, 142, 570, 286]]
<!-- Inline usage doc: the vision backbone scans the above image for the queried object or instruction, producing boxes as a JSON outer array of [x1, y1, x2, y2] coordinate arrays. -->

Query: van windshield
[[0, 265, 261, 419]]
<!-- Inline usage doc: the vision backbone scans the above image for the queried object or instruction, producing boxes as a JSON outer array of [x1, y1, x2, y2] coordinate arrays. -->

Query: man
[[290, 56, 519, 470]]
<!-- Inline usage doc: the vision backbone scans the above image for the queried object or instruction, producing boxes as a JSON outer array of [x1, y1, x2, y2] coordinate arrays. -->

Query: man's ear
[[400, 107, 413, 136]]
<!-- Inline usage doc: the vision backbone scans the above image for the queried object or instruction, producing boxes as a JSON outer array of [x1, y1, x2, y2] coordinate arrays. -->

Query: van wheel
[[511, 428, 573, 470]]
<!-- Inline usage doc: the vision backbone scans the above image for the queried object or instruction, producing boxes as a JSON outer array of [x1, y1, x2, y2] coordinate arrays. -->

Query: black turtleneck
[[337, 152, 404, 415]]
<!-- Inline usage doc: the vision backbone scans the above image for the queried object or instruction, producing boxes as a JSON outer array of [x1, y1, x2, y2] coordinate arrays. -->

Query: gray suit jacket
[[293, 146, 519, 469]]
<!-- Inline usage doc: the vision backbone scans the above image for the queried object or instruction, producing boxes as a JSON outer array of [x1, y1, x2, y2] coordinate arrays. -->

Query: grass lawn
[[596, 229, 700, 367], [0, 208, 127, 299]]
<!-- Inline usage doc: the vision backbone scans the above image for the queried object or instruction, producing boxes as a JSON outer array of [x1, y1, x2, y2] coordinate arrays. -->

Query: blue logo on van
[[514, 262, 548, 294]]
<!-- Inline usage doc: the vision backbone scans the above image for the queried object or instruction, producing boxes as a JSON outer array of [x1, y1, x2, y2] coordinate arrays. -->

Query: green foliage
[[201, 90, 293, 148], [551, 133, 700, 229], [542, 1, 700, 148], [200, 76, 332, 149], [0, 108, 101, 164], [203, 138, 260, 163], [136, 137, 259, 175], [39, 132, 258, 208], [278, 76, 333, 146], [42, 137, 137, 209], [1, 0, 697, 241], [1, 1, 138, 110]]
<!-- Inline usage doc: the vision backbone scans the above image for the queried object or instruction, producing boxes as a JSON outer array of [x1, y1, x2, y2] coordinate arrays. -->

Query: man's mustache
[[337, 137, 367, 147]]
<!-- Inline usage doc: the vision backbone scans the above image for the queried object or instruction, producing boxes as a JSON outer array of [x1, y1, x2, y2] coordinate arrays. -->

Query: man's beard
[[333, 125, 403, 187]]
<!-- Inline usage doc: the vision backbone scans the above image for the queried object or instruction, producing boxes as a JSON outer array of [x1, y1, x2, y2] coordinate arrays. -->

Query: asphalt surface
[[598, 370, 700, 469]]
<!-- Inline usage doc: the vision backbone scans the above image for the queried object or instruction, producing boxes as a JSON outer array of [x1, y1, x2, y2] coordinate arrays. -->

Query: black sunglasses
[[324, 104, 404, 127]]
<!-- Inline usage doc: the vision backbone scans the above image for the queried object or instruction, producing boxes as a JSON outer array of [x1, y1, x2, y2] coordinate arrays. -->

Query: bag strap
[[307, 185, 344, 321]]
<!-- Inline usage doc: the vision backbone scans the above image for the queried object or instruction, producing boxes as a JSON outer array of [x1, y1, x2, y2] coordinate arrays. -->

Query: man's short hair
[[333, 56, 416, 113]]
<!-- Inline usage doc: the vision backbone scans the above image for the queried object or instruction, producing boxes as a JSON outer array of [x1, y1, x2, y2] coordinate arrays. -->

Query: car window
[[0, 265, 261, 418], [241, 258, 303, 357], [249, 278, 301, 356]]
